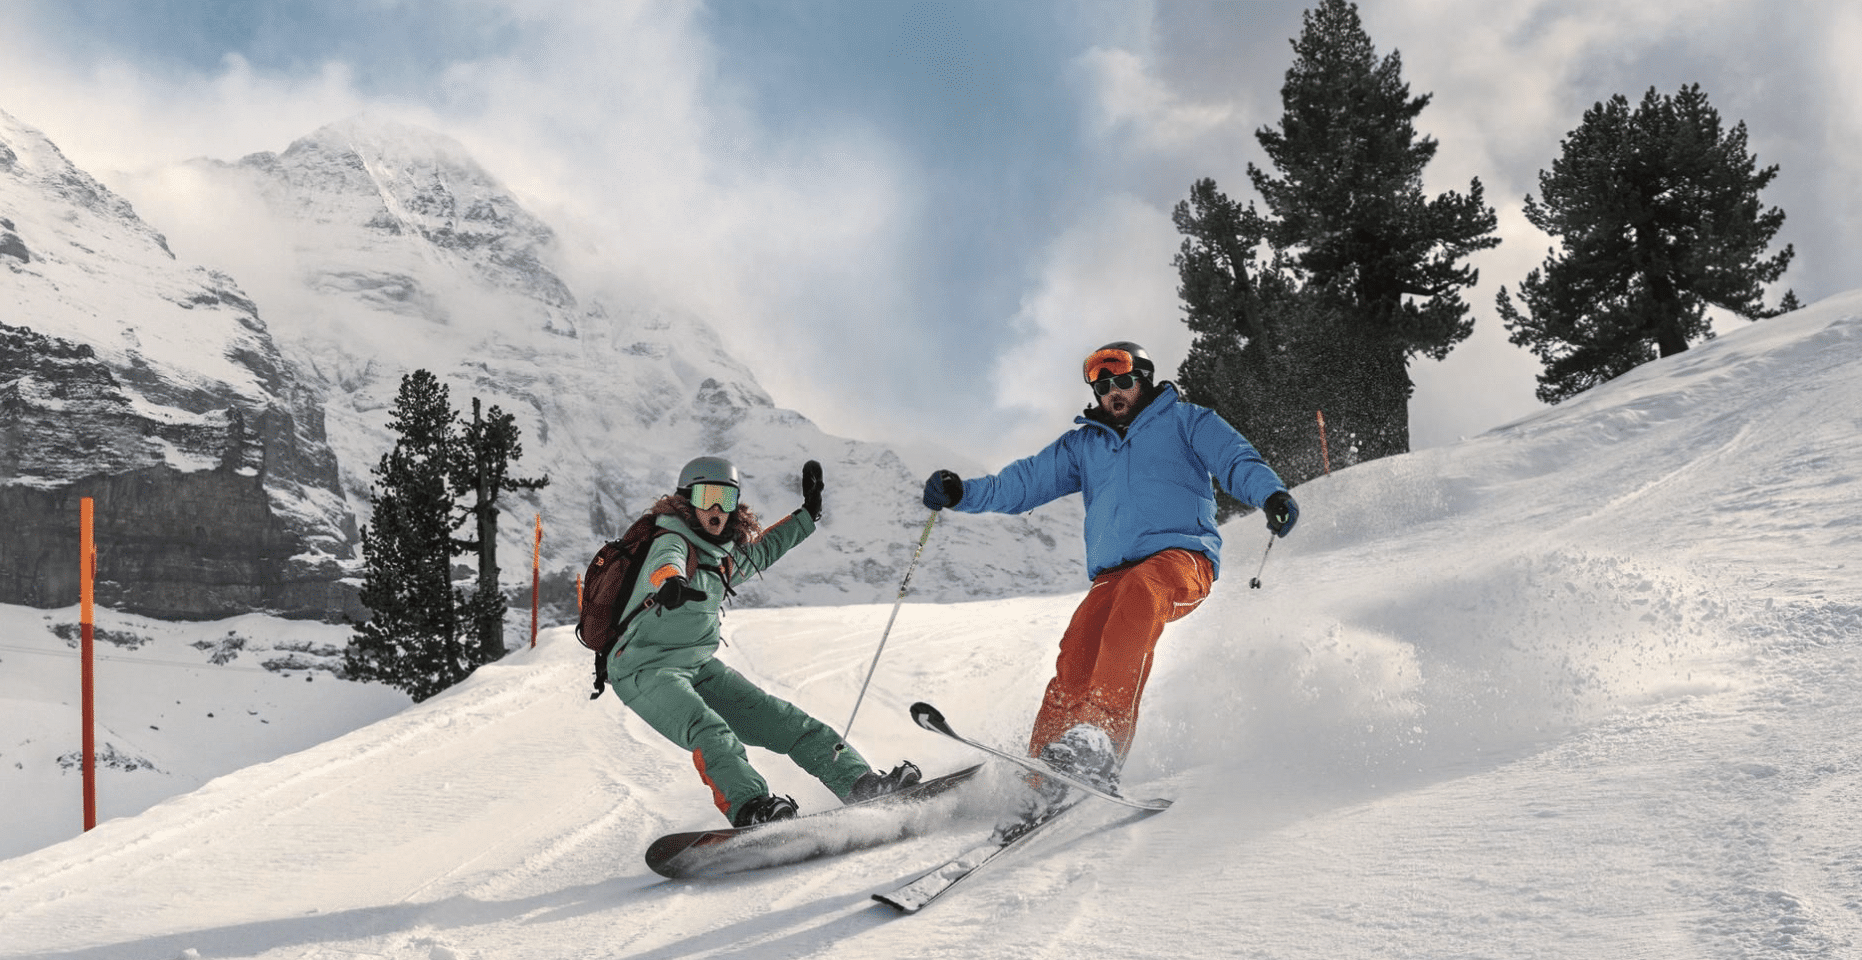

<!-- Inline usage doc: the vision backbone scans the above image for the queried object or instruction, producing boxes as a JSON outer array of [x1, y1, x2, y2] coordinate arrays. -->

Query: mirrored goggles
[[1083, 348, 1135, 383], [689, 482, 740, 512], [1092, 373, 1141, 396]]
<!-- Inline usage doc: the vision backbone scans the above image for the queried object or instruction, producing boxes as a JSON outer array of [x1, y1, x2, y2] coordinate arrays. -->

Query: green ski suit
[[605, 508, 874, 823]]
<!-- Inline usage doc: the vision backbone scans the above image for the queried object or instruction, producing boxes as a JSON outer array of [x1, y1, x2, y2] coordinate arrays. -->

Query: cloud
[[0, 45, 382, 175], [988, 192, 1187, 456], [1095, 0, 1856, 447], [3, 2, 931, 448], [1077, 46, 1235, 152], [3, 0, 1855, 473], [441, 6, 933, 457]]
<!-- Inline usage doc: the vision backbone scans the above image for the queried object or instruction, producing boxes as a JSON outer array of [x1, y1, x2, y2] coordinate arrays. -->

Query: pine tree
[[1497, 84, 1796, 403], [1173, 178, 1334, 514], [348, 370, 469, 702], [1243, 0, 1499, 460], [451, 397, 549, 666]]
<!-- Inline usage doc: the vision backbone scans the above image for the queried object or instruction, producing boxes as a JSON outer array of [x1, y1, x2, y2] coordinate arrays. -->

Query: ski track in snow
[[2, 298, 1861, 958]]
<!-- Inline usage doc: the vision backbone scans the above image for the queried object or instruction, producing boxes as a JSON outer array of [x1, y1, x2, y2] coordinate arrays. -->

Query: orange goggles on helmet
[[1083, 347, 1138, 384], [688, 482, 739, 512]]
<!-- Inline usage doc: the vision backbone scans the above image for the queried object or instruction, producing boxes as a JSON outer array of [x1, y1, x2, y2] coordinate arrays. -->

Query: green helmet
[[677, 455, 739, 490]]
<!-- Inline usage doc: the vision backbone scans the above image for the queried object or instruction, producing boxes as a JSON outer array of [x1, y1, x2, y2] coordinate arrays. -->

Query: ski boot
[[989, 724, 1118, 843], [731, 793, 799, 827], [845, 760, 924, 803], [1041, 723, 1120, 793]]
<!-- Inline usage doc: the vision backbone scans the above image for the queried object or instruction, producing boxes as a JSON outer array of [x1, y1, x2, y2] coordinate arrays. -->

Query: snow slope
[[0, 607, 410, 863], [2, 293, 1859, 958]]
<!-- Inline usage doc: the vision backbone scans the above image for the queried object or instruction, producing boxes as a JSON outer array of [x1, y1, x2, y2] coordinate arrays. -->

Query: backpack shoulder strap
[[589, 526, 697, 700]]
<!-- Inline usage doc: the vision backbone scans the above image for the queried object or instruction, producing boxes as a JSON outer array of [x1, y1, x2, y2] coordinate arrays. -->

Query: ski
[[908, 702, 1172, 811], [645, 763, 982, 879], [873, 799, 1088, 913]]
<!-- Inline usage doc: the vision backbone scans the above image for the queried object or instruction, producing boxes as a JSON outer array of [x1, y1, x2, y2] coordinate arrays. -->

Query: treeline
[[1177, 0, 1795, 507]]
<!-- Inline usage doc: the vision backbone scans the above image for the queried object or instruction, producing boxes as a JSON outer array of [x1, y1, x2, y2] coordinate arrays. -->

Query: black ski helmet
[[1083, 341, 1155, 384], [677, 455, 740, 491]]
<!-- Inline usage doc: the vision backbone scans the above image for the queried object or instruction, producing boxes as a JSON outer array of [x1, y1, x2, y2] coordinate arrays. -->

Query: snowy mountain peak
[[3, 106, 1086, 621], [285, 113, 485, 173], [233, 113, 574, 316], [0, 108, 163, 260]]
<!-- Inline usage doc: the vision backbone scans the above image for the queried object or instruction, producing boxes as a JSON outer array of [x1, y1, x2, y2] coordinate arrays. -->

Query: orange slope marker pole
[[531, 513, 542, 648], [80, 497, 97, 832], [1317, 410, 1332, 476]]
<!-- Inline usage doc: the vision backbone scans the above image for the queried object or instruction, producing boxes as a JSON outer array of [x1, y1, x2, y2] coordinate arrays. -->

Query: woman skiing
[[607, 455, 921, 826]]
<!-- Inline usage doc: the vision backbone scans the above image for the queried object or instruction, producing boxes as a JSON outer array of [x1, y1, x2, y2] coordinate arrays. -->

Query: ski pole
[[835, 510, 941, 753], [1248, 534, 1274, 589]]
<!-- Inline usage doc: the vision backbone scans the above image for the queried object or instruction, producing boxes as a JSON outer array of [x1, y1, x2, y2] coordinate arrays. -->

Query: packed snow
[[2, 293, 1859, 958]]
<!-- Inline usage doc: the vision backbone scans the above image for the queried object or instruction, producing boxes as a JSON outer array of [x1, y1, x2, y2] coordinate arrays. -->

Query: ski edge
[[908, 702, 1171, 811], [872, 800, 1087, 913]]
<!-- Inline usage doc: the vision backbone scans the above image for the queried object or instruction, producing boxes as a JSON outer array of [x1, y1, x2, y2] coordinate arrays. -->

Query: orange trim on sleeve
[[647, 563, 683, 588]]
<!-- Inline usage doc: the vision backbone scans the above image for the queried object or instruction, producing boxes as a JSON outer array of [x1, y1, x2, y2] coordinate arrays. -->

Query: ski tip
[[872, 893, 917, 914], [908, 701, 944, 729]]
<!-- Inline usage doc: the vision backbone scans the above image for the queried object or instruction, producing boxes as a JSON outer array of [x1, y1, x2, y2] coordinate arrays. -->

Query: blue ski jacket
[[951, 382, 1285, 581]]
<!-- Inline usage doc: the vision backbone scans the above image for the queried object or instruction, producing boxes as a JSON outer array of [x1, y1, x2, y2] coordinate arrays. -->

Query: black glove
[[653, 576, 707, 610], [1263, 490, 1299, 538], [922, 469, 963, 511], [801, 459, 824, 521]]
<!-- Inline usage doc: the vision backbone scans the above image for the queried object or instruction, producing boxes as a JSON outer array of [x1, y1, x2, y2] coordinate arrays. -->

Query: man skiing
[[608, 455, 921, 827], [920, 342, 1298, 823]]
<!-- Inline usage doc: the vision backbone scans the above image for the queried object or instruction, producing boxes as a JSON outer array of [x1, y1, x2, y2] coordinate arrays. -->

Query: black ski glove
[[1263, 490, 1299, 538], [922, 469, 964, 511], [801, 459, 824, 521], [654, 576, 707, 610]]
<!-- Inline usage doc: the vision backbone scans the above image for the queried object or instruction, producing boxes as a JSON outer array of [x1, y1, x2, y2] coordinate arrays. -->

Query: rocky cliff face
[[0, 463, 352, 618], [0, 110, 354, 619]]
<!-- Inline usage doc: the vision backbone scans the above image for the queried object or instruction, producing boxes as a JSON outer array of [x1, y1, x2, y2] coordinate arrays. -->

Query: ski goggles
[[1091, 372, 1141, 396], [1083, 347, 1139, 384], [688, 481, 740, 513]]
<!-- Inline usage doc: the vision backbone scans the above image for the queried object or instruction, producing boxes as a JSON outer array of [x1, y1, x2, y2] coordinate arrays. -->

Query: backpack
[[577, 513, 690, 699]]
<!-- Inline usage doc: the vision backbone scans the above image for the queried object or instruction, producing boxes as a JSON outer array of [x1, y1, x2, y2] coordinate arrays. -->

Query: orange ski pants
[[1027, 548, 1213, 763]]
